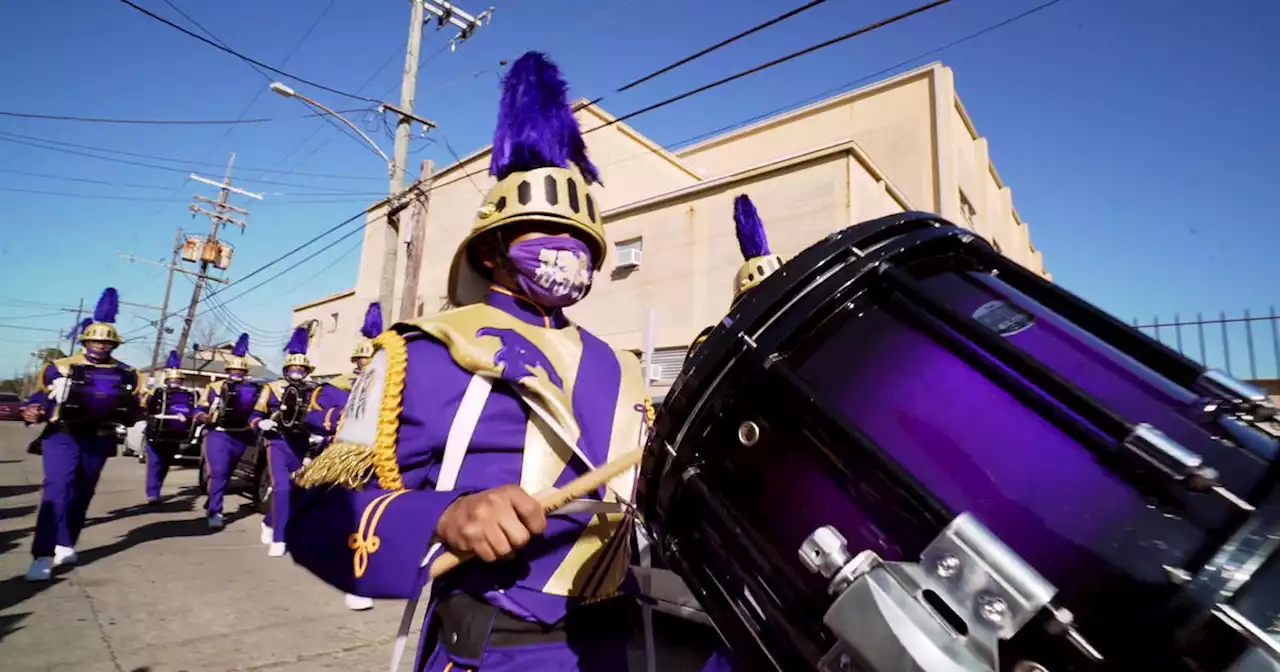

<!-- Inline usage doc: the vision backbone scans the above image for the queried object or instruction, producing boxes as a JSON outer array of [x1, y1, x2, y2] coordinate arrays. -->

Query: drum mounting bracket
[[799, 514, 1067, 672]]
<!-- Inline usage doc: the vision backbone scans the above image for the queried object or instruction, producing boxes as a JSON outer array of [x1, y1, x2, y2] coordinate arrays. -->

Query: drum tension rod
[[876, 262, 1256, 514]]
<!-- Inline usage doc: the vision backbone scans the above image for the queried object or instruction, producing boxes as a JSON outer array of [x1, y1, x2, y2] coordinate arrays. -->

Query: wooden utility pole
[[175, 154, 262, 358], [149, 227, 183, 371], [398, 160, 433, 321], [65, 298, 84, 353]]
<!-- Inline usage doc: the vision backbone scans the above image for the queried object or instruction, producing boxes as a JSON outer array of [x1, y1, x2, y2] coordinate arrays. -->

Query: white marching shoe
[[53, 545, 78, 567], [147, 496, 161, 505], [267, 542, 287, 557], [25, 557, 53, 582], [208, 513, 225, 530], [344, 594, 374, 611], [260, 523, 273, 545]]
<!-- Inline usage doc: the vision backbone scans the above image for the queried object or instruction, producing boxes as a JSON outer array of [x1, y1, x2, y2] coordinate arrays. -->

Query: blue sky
[[1, 0, 1277, 378]]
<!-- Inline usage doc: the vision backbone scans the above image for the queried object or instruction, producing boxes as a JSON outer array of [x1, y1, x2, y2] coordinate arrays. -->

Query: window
[[649, 347, 687, 384], [959, 191, 976, 227], [326, 312, 339, 333], [614, 237, 643, 269]]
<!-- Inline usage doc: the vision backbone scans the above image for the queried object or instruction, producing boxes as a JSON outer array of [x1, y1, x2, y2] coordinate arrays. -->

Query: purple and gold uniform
[[197, 333, 258, 529], [252, 326, 314, 553], [140, 350, 191, 503], [25, 288, 144, 582], [285, 52, 650, 672], [306, 301, 382, 440]]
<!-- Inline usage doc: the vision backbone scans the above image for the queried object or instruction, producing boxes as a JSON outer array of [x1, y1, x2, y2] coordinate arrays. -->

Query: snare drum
[[213, 380, 261, 431], [60, 364, 138, 427], [278, 382, 314, 434], [145, 387, 196, 444], [643, 212, 1280, 672]]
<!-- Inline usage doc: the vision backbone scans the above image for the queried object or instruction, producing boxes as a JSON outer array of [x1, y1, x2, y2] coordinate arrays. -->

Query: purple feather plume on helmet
[[165, 350, 181, 370], [93, 287, 120, 324], [489, 51, 601, 185], [67, 317, 93, 341], [285, 326, 309, 355], [733, 195, 771, 260], [231, 333, 250, 357], [360, 302, 383, 339]]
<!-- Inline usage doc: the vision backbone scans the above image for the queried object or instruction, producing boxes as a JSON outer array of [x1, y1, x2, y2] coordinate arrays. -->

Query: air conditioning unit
[[616, 247, 643, 269], [648, 363, 663, 383]]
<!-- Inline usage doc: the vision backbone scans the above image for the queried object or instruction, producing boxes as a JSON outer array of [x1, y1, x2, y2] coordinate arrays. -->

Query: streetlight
[[269, 82, 393, 172]]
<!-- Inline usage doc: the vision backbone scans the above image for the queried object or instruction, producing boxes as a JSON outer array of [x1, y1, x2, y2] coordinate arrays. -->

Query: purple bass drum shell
[[643, 212, 1280, 672], [60, 364, 138, 428], [145, 387, 196, 444], [216, 380, 262, 431]]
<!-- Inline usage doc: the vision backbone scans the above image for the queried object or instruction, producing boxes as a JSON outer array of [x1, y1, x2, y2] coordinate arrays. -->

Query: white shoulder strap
[[438, 374, 492, 491]]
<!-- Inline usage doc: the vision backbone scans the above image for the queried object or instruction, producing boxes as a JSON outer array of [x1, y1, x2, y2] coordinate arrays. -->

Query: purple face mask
[[505, 237, 593, 309]]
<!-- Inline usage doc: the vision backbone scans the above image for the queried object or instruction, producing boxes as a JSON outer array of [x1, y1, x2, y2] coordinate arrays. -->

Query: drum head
[[644, 212, 1280, 672]]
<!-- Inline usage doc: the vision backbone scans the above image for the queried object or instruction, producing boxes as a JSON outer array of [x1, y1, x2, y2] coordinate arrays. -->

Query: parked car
[[0, 392, 23, 422], [198, 434, 272, 515]]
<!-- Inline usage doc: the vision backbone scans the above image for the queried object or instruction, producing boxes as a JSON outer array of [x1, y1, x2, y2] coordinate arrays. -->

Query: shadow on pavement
[[0, 527, 27, 556], [0, 504, 36, 522], [0, 485, 39, 500], [0, 611, 30, 643]]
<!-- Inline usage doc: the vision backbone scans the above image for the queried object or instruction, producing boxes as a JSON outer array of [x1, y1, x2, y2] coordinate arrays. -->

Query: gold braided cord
[[292, 442, 376, 489], [371, 331, 408, 492]]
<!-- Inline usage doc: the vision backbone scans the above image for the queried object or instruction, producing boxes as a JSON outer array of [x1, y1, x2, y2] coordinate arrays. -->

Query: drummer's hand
[[175, 413, 187, 422], [21, 405, 43, 424], [48, 378, 69, 404], [436, 484, 547, 562], [257, 419, 278, 432], [193, 412, 208, 424]]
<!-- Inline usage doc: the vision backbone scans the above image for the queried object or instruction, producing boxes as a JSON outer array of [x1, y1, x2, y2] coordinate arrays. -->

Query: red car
[[0, 392, 24, 422]]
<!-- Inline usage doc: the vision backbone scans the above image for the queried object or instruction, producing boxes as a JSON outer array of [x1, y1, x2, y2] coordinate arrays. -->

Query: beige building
[[293, 63, 1050, 399]]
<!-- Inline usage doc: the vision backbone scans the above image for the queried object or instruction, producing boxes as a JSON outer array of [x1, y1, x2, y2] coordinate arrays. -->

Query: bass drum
[[278, 383, 314, 434], [60, 364, 138, 427], [145, 387, 196, 444], [214, 380, 261, 431], [642, 212, 1280, 672]]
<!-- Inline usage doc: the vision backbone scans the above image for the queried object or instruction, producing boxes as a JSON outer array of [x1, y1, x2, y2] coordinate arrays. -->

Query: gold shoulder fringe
[[292, 442, 377, 489]]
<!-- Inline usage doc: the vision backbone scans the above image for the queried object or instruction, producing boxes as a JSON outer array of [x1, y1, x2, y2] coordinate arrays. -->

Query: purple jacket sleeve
[[250, 384, 279, 425], [305, 384, 348, 437]]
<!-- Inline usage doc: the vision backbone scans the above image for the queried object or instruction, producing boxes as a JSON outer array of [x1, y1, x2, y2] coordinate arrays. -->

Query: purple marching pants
[[418, 638, 630, 672], [204, 430, 252, 515], [701, 648, 736, 672], [144, 440, 178, 500], [264, 435, 309, 542], [32, 429, 115, 558]]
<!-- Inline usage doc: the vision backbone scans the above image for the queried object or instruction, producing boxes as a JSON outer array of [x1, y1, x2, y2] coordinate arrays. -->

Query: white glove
[[257, 419, 278, 432], [309, 435, 323, 446], [49, 378, 69, 404]]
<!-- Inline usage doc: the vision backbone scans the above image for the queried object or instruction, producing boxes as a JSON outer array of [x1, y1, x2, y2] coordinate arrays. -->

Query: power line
[[0, 130, 383, 180], [0, 185, 380, 204], [0, 166, 385, 197], [0, 108, 350, 125], [585, 0, 954, 133], [114, 0, 380, 104]]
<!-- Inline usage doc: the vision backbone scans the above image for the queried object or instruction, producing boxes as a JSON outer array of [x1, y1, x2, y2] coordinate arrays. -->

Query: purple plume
[[93, 287, 120, 324], [285, 326, 309, 355], [67, 317, 93, 341], [489, 51, 601, 185], [165, 350, 181, 369], [361, 302, 383, 339], [733, 195, 771, 259], [231, 333, 250, 357]]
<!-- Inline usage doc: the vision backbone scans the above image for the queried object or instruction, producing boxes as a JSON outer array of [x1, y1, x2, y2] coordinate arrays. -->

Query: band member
[[683, 194, 784, 366], [306, 301, 382, 440], [195, 333, 257, 531], [303, 301, 383, 612], [251, 326, 315, 558], [141, 350, 190, 504], [285, 52, 649, 672], [22, 288, 143, 582]]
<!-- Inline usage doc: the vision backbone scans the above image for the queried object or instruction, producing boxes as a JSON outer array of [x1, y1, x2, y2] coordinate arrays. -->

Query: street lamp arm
[[271, 83, 392, 167]]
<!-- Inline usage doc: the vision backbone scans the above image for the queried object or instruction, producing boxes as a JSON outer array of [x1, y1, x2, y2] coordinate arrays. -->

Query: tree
[[190, 318, 228, 352], [34, 347, 66, 363], [0, 377, 21, 394]]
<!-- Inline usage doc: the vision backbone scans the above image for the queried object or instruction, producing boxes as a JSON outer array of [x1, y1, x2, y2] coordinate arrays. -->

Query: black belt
[[429, 592, 634, 659]]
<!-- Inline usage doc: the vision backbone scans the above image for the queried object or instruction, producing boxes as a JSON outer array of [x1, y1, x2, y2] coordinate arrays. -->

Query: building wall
[[291, 289, 359, 379]]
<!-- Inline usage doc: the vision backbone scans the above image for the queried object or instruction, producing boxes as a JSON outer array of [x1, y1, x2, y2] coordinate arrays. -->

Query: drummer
[[284, 52, 650, 672], [141, 350, 190, 505], [194, 333, 257, 531], [250, 326, 315, 558], [303, 301, 382, 612], [21, 287, 144, 582], [683, 193, 784, 368]]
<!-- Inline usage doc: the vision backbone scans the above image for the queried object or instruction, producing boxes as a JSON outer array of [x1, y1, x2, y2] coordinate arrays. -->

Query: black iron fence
[[1132, 308, 1280, 381]]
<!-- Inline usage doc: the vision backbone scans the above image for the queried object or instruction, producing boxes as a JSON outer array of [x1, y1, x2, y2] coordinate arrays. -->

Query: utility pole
[[398, 160, 434, 321], [148, 227, 183, 371], [175, 154, 262, 358], [66, 298, 84, 353]]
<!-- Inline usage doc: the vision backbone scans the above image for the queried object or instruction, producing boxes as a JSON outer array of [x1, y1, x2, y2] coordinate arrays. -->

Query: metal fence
[[1132, 308, 1280, 381]]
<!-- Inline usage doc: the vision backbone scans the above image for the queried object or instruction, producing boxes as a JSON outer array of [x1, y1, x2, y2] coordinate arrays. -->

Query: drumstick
[[427, 448, 643, 579]]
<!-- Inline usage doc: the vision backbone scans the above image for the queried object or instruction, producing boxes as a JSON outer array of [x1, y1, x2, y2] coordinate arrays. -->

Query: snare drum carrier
[[58, 362, 138, 428], [211, 379, 262, 432], [277, 381, 315, 435], [643, 212, 1280, 672], [145, 387, 196, 444]]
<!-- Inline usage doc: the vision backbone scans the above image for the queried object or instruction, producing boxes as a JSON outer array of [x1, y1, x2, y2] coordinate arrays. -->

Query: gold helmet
[[79, 287, 123, 344], [283, 326, 313, 372], [730, 195, 784, 306], [225, 333, 251, 373], [352, 301, 382, 360], [163, 350, 183, 382], [448, 52, 607, 307]]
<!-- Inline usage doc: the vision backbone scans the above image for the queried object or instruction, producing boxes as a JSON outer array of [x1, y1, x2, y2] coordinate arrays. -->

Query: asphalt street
[[0, 422, 717, 671]]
